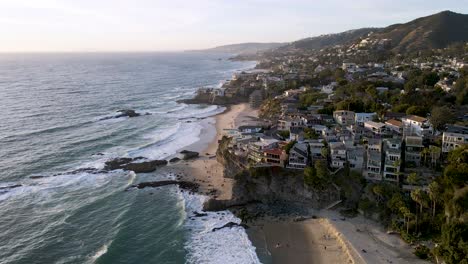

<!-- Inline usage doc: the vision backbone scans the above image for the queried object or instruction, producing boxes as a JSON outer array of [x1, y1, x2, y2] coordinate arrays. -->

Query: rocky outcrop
[[169, 157, 181, 163], [116, 109, 141, 118], [211, 222, 248, 232], [104, 157, 167, 173], [179, 150, 199, 160], [0, 184, 22, 191], [126, 180, 199, 192]]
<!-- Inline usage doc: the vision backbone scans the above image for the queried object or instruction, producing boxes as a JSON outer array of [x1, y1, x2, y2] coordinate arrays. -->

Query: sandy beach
[[177, 103, 258, 200], [248, 217, 359, 264]]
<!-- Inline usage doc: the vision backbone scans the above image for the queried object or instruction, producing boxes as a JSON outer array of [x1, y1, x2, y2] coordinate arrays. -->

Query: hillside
[[281, 28, 378, 51], [278, 10, 468, 53], [199, 42, 286, 55], [372, 11, 468, 52]]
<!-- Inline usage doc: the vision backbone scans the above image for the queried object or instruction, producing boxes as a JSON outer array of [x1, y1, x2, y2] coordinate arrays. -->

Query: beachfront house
[[383, 139, 402, 183], [308, 140, 326, 160], [247, 137, 279, 164], [364, 139, 383, 181], [404, 136, 424, 166], [347, 146, 365, 173], [239, 125, 263, 134], [329, 142, 347, 169], [287, 142, 309, 169]]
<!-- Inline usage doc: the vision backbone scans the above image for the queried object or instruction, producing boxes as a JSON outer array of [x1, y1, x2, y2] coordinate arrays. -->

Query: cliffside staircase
[[325, 200, 342, 210]]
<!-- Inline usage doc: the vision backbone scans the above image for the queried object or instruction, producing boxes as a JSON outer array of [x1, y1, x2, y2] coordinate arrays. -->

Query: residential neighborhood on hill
[[185, 10, 468, 264]]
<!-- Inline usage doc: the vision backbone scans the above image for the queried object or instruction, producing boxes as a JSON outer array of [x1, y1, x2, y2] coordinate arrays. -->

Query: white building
[[402, 115, 433, 137], [442, 132, 468, 153], [342, 62, 357, 72], [355, 112, 377, 126], [329, 142, 347, 169], [364, 121, 387, 135], [333, 110, 355, 126], [383, 139, 402, 183]]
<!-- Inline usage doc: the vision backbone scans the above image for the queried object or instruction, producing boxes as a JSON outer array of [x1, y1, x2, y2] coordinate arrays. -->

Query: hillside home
[[383, 139, 402, 183], [248, 137, 279, 164], [329, 142, 347, 169], [404, 136, 424, 166], [333, 110, 355, 126], [278, 118, 303, 131], [364, 121, 387, 135], [385, 119, 403, 134], [287, 143, 309, 169], [355, 112, 377, 126], [347, 146, 365, 173], [364, 139, 383, 181], [442, 132, 468, 153], [308, 140, 326, 160], [402, 115, 433, 137]]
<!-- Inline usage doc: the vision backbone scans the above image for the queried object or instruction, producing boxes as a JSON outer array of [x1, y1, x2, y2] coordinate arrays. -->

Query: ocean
[[0, 52, 261, 264]]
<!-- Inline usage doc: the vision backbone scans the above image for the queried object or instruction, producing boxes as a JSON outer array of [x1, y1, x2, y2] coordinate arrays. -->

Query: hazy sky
[[0, 0, 467, 52]]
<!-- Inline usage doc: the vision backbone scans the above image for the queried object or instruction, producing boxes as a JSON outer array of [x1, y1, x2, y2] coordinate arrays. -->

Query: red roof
[[385, 119, 403, 127], [263, 148, 283, 155]]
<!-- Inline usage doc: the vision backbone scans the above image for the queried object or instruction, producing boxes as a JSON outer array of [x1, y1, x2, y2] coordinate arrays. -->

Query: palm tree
[[407, 172, 420, 186], [428, 181, 441, 221], [429, 146, 441, 168], [411, 188, 428, 233], [400, 206, 413, 234]]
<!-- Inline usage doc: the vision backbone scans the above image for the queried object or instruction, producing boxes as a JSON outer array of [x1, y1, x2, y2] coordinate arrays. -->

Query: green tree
[[407, 173, 420, 185], [430, 106, 456, 131], [406, 106, 427, 117], [428, 181, 441, 221], [434, 222, 468, 264]]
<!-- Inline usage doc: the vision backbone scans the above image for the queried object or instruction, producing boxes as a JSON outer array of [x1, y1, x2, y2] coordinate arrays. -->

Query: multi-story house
[[333, 110, 355, 126], [364, 121, 387, 135], [383, 139, 402, 183], [347, 146, 365, 173], [385, 119, 403, 134], [248, 137, 279, 164], [364, 139, 383, 181], [308, 140, 326, 160], [355, 112, 377, 126], [277, 117, 303, 131], [263, 148, 284, 166], [404, 136, 424, 166], [287, 142, 309, 169], [442, 132, 468, 153], [329, 142, 347, 169], [402, 115, 433, 137]]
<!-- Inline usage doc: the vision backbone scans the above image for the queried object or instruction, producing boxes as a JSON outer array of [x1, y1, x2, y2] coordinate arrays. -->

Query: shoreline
[[170, 101, 427, 264]]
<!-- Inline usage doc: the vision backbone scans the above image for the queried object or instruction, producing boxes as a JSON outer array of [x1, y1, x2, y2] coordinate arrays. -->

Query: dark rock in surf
[[193, 211, 208, 217], [0, 184, 22, 191], [126, 180, 199, 192], [116, 109, 141, 118], [211, 222, 248, 232], [104, 157, 167, 173], [180, 150, 199, 160], [169, 157, 181, 163]]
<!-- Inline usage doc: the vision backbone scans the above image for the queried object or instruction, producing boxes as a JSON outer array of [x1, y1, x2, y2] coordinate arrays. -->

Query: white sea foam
[[90, 241, 111, 262], [181, 192, 261, 264], [129, 121, 203, 160]]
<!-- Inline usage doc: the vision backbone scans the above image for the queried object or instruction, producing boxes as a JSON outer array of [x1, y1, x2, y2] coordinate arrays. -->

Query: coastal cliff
[[206, 137, 340, 211]]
